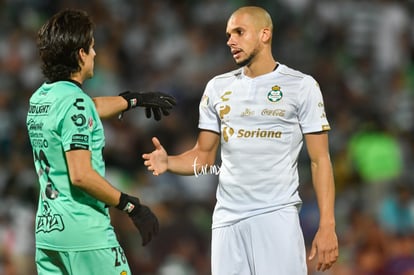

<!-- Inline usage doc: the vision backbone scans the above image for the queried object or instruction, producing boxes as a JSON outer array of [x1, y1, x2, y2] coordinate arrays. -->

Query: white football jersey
[[198, 63, 331, 228]]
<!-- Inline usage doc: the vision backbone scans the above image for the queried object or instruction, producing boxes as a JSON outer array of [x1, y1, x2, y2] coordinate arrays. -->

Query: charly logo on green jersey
[[267, 85, 282, 102]]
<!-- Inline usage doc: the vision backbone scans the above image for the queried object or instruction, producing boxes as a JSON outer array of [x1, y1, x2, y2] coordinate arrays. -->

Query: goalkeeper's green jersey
[[27, 80, 119, 251]]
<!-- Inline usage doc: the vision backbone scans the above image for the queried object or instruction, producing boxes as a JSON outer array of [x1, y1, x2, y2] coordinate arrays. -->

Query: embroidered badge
[[267, 85, 283, 102]]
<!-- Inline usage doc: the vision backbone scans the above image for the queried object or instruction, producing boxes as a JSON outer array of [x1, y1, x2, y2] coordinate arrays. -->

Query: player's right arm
[[66, 148, 159, 245], [143, 130, 220, 176]]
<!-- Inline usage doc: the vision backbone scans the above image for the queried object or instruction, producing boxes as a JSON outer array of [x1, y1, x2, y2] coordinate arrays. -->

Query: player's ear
[[261, 28, 271, 43], [78, 48, 86, 65]]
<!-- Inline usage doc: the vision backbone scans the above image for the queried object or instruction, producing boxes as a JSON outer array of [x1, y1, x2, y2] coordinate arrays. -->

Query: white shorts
[[211, 206, 307, 275]]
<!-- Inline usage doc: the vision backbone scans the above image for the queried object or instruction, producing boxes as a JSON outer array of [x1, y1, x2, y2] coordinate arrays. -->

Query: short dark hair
[[37, 9, 94, 82]]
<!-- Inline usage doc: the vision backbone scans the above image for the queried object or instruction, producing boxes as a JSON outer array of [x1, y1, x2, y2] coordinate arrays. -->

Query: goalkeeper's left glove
[[119, 91, 176, 121]]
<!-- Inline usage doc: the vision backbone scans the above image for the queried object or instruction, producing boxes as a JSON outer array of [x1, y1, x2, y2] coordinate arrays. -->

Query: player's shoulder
[[211, 68, 242, 82], [277, 63, 317, 86], [205, 68, 242, 91], [34, 81, 84, 96], [31, 81, 92, 110], [277, 63, 309, 79]]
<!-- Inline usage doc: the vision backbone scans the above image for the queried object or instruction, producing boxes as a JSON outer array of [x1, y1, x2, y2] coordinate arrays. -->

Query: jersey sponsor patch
[[36, 201, 65, 233], [200, 94, 209, 108], [72, 134, 89, 143], [28, 103, 52, 115], [70, 143, 89, 150], [71, 114, 87, 126], [222, 127, 282, 142]]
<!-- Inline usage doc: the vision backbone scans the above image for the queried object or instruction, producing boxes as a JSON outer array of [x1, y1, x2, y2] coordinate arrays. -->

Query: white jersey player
[[143, 6, 338, 275], [199, 63, 331, 229]]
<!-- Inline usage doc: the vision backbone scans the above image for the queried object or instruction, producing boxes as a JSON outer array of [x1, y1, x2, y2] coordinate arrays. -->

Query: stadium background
[[0, 0, 413, 274]]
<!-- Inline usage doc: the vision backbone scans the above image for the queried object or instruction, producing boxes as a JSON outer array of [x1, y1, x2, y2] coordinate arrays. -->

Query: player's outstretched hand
[[116, 193, 159, 246], [119, 91, 176, 121], [142, 137, 168, 176], [308, 225, 339, 272]]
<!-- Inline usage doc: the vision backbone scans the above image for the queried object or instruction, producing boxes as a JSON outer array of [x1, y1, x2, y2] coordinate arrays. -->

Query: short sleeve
[[298, 76, 331, 133], [58, 94, 98, 152], [198, 79, 220, 133]]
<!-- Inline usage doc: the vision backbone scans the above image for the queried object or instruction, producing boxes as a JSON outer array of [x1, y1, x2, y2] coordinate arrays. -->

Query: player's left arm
[[305, 131, 339, 271]]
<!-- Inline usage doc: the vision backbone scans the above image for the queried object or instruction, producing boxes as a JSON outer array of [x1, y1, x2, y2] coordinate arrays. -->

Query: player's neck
[[243, 57, 277, 78], [70, 74, 84, 85]]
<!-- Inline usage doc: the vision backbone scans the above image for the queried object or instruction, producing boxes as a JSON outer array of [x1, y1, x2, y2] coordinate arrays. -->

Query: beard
[[236, 55, 253, 67], [235, 48, 259, 67]]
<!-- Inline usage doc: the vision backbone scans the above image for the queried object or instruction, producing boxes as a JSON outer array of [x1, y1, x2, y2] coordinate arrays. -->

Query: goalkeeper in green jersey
[[26, 9, 176, 275]]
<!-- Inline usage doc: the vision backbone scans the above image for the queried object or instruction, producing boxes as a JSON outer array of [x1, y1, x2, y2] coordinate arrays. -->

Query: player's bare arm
[[305, 131, 339, 271], [143, 130, 220, 176], [66, 149, 159, 245], [66, 149, 122, 206], [92, 96, 127, 119]]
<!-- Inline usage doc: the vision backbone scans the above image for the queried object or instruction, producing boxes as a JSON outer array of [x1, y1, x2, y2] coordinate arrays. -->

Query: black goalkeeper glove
[[116, 192, 159, 246], [119, 91, 176, 121]]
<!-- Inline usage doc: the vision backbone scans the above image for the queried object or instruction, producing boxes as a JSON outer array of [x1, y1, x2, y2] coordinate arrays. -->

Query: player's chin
[[234, 55, 250, 67], [235, 59, 248, 67]]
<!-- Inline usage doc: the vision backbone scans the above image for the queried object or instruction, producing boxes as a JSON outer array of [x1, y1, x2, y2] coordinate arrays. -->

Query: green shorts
[[36, 246, 131, 275]]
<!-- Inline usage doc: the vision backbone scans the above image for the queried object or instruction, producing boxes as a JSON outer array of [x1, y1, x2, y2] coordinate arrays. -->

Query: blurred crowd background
[[0, 0, 414, 274]]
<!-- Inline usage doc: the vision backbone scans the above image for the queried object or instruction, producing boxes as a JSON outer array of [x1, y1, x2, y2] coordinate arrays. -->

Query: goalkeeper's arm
[[66, 149, 159, 246], [93, 96, 128, 119], [93, 91, 176, 120]]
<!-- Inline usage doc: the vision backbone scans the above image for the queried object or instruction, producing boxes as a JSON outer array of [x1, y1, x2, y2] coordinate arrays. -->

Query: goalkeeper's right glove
[[116, 193, 159, 246]]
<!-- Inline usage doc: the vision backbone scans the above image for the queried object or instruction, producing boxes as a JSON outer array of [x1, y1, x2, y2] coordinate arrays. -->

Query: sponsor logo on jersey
[[27, 119, 44, 131], [71, 114, 86, 126], [222, 126, 234, 142], [200, 94, 209, 108], [318, 102, 328, 119], [241, 108, 255, 117], [70, 143, 89, 150], [219, 105, 231, 119], [31, 138, 48, 148], [237, 128, 282, 138], [72, 134, 89, 143], [222, 127, 282, 142], [36, 201, 65, 233], [88, 117, 94, 131], [267, 85, 282, 102], [29, 132, 44, 138], [261, 108, 285, 117], [28, 104, 51, 115], [219, 91, 232, 120]]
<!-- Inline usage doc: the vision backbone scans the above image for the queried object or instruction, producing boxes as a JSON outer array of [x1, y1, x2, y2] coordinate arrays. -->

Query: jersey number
[[34, 149, 59, 199], [111, 247, 127, 267]]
